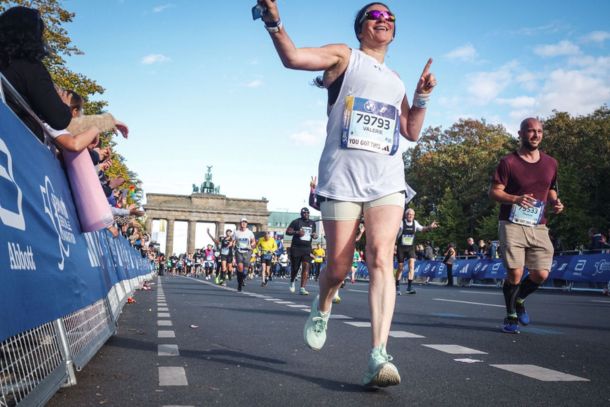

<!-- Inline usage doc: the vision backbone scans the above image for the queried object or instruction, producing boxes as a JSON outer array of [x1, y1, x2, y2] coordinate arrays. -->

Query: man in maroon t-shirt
[[489, 117, 564, 334]]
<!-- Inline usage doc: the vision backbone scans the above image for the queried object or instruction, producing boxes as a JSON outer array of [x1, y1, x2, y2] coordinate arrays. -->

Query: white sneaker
[[289, 282, 295, 293]]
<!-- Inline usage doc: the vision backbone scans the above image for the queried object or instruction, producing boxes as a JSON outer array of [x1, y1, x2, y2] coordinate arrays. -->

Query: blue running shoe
[[516, 304, 530, 325], [502, 317, 520, 334]]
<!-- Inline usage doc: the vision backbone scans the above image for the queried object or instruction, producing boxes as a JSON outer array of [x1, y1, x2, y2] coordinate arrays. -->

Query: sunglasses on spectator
[[360, 10, 396, 24]]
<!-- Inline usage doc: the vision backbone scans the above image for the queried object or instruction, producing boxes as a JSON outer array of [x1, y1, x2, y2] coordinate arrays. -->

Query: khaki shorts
[[320, 192, 405, 221], [498, 221, 553, 271]]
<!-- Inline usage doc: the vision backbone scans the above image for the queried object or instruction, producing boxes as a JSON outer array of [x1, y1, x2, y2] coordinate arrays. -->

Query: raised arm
[[258, 0, 350, 72], [206, 228, 220, 246], [399, 58, 437, 141]]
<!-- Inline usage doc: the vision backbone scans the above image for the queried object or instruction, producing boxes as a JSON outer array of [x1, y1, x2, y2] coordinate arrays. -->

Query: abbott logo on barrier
[[40, 176, 76, 270], [0, 138, 25, 231]]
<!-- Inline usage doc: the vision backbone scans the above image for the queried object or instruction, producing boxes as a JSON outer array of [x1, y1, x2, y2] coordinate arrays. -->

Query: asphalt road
[[48, 274, 610, 406]]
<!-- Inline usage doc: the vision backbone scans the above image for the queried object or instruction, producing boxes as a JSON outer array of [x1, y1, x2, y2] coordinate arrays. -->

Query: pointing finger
[[421, 58, 433, 77]]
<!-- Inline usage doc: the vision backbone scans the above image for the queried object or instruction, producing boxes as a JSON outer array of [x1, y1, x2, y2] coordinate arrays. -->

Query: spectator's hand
[[130, 208, 145, 217], [552, 198, 564, 214], [310, 176, 317, 191], [515, 193, 536, 208], [430, 221, 439, 229], [115, 120, 129, 139], [100, 159, 112, 171], [107, 226, 119, 238], [416, 58, 436, 95], [312, 233, 318, 240]]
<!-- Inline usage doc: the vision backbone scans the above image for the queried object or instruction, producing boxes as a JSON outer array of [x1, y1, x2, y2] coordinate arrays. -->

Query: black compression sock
[[502, 281, 520, 316], [407, 279, 413, 290], [517, 277, 541, 301]]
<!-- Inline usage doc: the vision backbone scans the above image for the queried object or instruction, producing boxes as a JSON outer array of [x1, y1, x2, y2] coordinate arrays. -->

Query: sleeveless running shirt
[[316, 49, 407, 202]]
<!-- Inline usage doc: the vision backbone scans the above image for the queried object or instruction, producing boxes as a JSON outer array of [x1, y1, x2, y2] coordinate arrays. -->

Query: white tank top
[[316, 49, 407, 202]]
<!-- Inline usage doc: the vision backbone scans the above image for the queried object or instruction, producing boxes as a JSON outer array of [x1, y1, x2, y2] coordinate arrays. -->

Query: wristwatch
[[265, 19, 282, 33]]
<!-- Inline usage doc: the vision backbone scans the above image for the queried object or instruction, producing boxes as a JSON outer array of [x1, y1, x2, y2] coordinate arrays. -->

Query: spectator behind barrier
[[464, 237, 477, 258], [0, 6, 71, 141], [41, 89, 101, 152]]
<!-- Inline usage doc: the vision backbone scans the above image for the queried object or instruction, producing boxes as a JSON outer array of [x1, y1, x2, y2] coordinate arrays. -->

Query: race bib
[[238, 238, 249, 249], [341, 96, 399, 155], [401, 234, 414, 246], [301, 227, 312, 242], [509, 200, 544, 226], [221, 247, 230, 255]]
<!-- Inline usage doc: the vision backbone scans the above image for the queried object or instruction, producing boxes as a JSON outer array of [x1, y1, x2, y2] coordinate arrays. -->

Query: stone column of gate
[[187, 220, 197, 254], [217, 222, 225, 237], [144, 216, 152, 233], [166, 219, 175, 256]]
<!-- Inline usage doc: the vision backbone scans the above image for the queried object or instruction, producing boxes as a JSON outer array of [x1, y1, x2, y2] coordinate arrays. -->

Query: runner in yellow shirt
[[311, 244, 326, 281], [257, 231, 278, 286]]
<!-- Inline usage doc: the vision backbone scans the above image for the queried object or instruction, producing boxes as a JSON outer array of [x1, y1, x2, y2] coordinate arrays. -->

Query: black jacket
[[1, 59, 71, 141]]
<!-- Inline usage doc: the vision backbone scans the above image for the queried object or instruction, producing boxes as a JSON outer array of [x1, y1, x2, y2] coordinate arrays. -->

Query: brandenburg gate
[[143, 167, 269, 255]]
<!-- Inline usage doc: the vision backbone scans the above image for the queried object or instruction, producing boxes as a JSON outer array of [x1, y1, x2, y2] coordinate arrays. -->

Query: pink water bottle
[[62, 149, 114, 232]]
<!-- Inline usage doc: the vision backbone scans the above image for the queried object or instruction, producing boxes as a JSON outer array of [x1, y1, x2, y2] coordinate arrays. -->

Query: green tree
[[405, 119, 517, 242], [542, 107, 610, 249], [424, 187, 465, 251], [475, 205, 499, 242]]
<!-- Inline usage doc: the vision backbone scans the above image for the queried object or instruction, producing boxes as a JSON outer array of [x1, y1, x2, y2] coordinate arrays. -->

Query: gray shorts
[[235, 250, 252, 266], [319, 192, 405, 221], [498, 221, 554, 271]]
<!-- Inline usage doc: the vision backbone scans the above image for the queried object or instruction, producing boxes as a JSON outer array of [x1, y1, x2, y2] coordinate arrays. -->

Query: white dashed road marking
[[490, 364, 589, 382], [159, 367, 188, 386], [433, 298, 504, 308], [158, 312, 171, 318], [389, 330, 425, 338], [459, 290, 501, 296], [454, 358, 484, 363], [158, 330, 176, 338], [287, 304, 309, 308], [423, 345, 487, 354], [329, 314, 353, 320], [158, 344, 180, 357], [344, 321, 371, 328], [157, 320, 173, 327]]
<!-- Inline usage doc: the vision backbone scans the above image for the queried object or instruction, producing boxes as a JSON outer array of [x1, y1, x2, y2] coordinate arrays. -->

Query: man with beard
[[489, 117, 564, 334], [286, 208, 318, 295]]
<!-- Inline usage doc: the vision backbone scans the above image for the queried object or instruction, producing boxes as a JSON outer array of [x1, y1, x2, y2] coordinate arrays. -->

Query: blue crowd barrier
[[350, 254, 610, 283], [0, 99, 151, 343]]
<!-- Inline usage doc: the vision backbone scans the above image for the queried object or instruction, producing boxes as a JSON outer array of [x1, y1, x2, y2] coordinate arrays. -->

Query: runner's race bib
[[509, 200, 544, 226], [301, 227, 312, 242], [221, 247, 230, 255], [401, 234, 414, 246], [238, 238, 250, 250], [341, 96, 399, 155]]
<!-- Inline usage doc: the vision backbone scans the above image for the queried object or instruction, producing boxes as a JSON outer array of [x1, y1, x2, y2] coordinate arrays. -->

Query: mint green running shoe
[[362, 344, 401, 387], [303, 295, 330, 351]]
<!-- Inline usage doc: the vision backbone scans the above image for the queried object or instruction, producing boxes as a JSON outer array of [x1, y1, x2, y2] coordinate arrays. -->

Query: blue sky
[[64, 0, 610, 214]]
